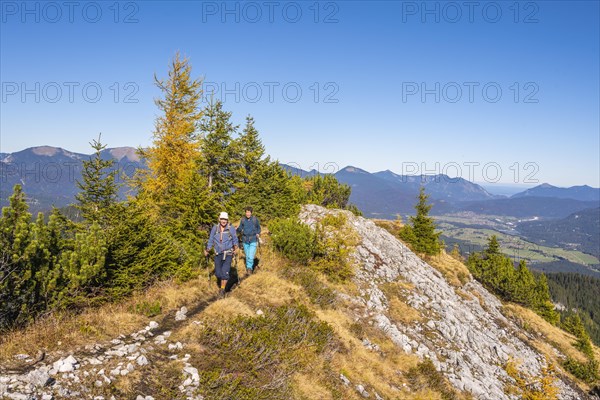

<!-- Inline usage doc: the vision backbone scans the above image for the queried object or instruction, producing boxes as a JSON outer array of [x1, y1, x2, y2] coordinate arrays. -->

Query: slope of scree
[[299, 204, 585, 400]]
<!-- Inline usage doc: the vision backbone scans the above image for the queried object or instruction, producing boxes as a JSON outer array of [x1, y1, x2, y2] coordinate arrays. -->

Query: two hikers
[[205, 207, 261, 295], [205, 212, 238, 296], [237, 206, 261, 276]]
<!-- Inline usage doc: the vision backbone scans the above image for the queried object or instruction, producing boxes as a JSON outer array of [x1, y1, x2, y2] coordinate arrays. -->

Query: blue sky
[[1, 0, 599, 187]]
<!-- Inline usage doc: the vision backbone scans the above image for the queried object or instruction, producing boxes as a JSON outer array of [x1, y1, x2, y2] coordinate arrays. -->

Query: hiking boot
[[246, 268, 253, 276], [218, 288, 225, 298]]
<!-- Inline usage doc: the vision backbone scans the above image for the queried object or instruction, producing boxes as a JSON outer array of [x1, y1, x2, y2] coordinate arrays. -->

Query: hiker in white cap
[[205, 211, 238, 296]]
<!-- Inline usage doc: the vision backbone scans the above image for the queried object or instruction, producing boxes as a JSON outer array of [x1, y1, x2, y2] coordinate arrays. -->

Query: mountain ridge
[[2, 147, 598, 219], [512, 183, 600, 202]]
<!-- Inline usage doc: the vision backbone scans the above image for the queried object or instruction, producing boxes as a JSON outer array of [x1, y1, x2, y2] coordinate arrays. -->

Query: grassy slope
[[1, 224, 598, 399]]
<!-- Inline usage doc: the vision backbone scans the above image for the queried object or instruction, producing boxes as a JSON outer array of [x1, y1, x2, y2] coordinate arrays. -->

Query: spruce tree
[[513, 260, 536, 305], [237, 115, 265, 184], [485, 235, 501, 257], [199, 100, 240, 205], [408, 187, 441, 255], [235, 160, 304, 221], [75, 134, 119, 226]]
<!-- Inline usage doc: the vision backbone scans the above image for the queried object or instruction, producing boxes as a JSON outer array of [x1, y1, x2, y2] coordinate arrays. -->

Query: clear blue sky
[[1, 0, 599, 187]]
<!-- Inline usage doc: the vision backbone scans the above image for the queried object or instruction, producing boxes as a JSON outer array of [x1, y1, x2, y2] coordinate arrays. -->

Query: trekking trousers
[[243, 242, 258, 270], [214, 253, 233, 280]]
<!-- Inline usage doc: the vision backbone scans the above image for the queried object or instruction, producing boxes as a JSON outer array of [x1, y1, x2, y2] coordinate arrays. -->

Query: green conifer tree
[[238, 115, 265, 184], [236, 160, 304, 221], [485, 235, 501, 257], [513, 260, 536, 305], [75, 134, 119, 226], [57, 222, 107, 307], [0, 185, 33, 329], [305, 174, 351, 209], [408, 187, 441, 255], [199, 100, 240, 205]]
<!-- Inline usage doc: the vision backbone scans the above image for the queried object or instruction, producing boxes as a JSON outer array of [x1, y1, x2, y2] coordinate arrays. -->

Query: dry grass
[[234, 271, 302, 309], [381, 280, 416, 301], [373, 218, 404, 237], [313, 307, 442, 400], [426, 250, 471, 287], [292, 372, 335, 400], [0, 305, 145, 365], [502, 303, 598, 386], [0, 276, 215, 364], [388, 298, 424, 325], [200, 296, 255, 320]]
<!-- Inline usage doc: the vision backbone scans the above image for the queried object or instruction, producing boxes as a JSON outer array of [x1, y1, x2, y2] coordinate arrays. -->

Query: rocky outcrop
[[299, 205, 585, 400]]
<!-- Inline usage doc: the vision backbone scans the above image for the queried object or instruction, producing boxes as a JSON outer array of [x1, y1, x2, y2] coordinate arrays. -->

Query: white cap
[[219, 211, 229, 220]]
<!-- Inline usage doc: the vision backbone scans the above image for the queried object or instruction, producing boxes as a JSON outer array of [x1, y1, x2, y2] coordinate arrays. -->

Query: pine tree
[[39, 208, 72, 308], [562, 313, 593, 356], [467, 234, 560, 325], [408, 187, 441, 255], [534, 273, 560, 325], [0, 185, 33, 329], [75, 134, 119, 226], [56, 222, 107, 307], [304, 174, 351, 209]]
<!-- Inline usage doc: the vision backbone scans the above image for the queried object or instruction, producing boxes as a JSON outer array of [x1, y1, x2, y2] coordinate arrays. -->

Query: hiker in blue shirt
[[205, 211, 238, 296], [237, 206, 261, 276]]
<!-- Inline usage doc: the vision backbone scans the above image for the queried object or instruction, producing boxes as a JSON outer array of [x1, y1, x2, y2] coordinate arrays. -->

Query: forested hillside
[[547, 273, 600, 346], [518, 208, 600, 259]]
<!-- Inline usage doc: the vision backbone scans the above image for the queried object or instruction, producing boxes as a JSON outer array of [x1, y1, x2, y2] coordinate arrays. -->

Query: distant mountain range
[[280, 164, 599, 219], [511, 183, 599, 202], [2, 146, 599, 221], [457, 197, 599, 219], [1, 146, 144, 212]]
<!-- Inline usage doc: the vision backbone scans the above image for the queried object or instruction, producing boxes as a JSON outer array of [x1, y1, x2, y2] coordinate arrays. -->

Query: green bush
[[271, 213, 357, 284], [311, 214, 358, 283], [197, 304, 335, 399], [563, 357, 599, 384], [269, 218, 317, 264], [131, 300, 162, 317], [304, 174, 351, 209], [345, 203, 363, 216], [282, 264, 336, 309]]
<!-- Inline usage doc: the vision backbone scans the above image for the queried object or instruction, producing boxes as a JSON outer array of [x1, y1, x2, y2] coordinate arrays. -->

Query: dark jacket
[[237, 215, 261, 244], [207, 223, 239, 254]]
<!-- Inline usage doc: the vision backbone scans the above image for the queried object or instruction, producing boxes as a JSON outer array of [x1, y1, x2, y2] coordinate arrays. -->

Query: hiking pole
[[206, 254, 211, 282]]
